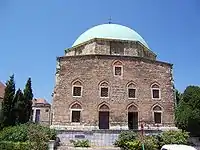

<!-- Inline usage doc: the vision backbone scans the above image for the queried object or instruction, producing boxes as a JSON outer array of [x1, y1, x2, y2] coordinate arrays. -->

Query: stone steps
[[57, 146, 120, 150]]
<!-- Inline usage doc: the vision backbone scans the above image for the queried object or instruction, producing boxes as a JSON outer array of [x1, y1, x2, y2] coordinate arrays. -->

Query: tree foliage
[[175, 86, 200, 136], [175, 89, 182, 105], [0, 76, 34, 128], [14, 89, 26, 124], [1, 75, 15, 127], [23, 78, 33, 123]]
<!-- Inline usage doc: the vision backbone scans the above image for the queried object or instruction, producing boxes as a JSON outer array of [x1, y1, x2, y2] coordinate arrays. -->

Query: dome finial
[[108, 16, 112, 24]]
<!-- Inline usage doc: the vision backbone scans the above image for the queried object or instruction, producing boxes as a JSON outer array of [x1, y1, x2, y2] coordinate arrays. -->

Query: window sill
[[71, 122, 81, 125], [152, 98, 161, 100], [154, 123, 162, 126], [100, 97, 109, 98], [128, 98, 137, 100], [73, 96, 82, 98]]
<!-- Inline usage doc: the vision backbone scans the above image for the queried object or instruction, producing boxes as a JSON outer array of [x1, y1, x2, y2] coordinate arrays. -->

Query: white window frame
[[151, 84, 161, 100], [113, 65, 123, 77], [70, 108, 82, 124], [72, 85, 83, 97]]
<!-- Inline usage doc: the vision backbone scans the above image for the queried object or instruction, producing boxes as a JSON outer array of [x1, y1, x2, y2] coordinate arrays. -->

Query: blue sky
[[0, 0, 199, 103]]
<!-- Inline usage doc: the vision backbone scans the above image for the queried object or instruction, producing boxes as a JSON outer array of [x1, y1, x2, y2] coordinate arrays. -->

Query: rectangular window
[[72, 111, 81, 122], [154, 112, 161, 124], [115, 66, 122, 76], [73, 86, 82, 96], [152, 89, 160, 98], [101, 87, 108, 97], [128, 89, 136, 98]]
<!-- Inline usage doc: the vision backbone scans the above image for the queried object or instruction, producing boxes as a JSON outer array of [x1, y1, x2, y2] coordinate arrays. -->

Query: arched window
[[72, 80, 83, 97], [99, 81, 109, 98], [127, 82, 136, 99], [113, 61, 123, 77], [153, 105, 162, 124], [70, 102, 82, 123], [151, 83, 161, 99]]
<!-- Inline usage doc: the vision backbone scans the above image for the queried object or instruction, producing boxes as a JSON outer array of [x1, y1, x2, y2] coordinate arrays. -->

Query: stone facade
[[51, 38, 175, 130], [32, 98, 51, 126], [66, 39, 156, 61]]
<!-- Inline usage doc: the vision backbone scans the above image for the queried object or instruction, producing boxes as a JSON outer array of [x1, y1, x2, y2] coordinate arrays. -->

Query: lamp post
[[141, 122, 145, 150]]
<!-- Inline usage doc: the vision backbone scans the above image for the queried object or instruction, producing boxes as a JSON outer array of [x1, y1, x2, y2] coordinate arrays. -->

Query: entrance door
[[99, 111, 109, 129], [128, 112, 138, 129]]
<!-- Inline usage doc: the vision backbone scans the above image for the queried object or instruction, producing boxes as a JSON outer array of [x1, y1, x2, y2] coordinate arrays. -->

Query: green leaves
[[23, 78, 33, 123], [0, 123, 56, 150], [175, 86, 200, 135], [71, 140, 90, 147], [2, 75, 15, 127], [0, 76, 34, 128]]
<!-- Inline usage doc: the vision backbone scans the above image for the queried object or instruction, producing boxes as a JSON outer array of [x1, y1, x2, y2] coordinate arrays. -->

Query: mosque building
[[51, 23, 175, 130]]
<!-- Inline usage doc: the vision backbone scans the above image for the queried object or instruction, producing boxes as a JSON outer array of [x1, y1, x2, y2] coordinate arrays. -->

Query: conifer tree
[[1, 75, 15, 127], [23, 78, 33, 122], [14, 89, 25, 124]]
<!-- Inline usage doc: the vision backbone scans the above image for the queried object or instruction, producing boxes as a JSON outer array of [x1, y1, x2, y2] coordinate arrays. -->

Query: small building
[[32, 98, 51, 126]]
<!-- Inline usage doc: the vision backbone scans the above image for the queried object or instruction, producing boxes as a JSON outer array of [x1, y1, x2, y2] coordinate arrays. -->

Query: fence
[[57, 129, 162, 147]]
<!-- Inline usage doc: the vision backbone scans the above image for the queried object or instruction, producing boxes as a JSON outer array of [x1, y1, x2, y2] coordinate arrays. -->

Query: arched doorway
[[99, 104, 109, 129], [128, 104, 138, 129]]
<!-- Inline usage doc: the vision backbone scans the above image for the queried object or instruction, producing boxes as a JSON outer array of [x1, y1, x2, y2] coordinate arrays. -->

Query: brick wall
[[52, 54, 175, 129]]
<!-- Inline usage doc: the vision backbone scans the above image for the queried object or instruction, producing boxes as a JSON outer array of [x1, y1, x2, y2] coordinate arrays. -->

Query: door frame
[[127, 104, 139, 130], [128, 111, 139, 129], [99, 111, 110, 129]]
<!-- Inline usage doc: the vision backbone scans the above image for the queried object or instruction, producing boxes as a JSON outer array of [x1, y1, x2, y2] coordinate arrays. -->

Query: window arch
[[99, 103, 110, 111], [128, 104, 138, 112], [151, 83, 161, 99], [72, 79, 83, 97], [99, 81, 109, 98], [70, 102, 82, 123], [127, 82, 137, 99], [113, 60, 123, 77], [152, 105, 162, 124]]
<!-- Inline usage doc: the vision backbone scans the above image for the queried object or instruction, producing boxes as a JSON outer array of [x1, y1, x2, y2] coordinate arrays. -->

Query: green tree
[[14, 89, 25, 124], [23, 78, 33, 122], [175, 89, 182, 105], [175, 86, 200, 136], [1, 75, 15, 127]]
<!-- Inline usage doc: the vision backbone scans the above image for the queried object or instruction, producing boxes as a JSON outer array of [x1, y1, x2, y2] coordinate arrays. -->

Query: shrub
[[0, 124, 28, 142], [0, 123, 56, 150], [123, 140, 141, 150], [114, 131, 136, 148], [0, 141, 31, 150], [71, 139, 90, 147], [119, 136, 158, 150], [143, 136, 159, 150], [159, 130, 189, 147]]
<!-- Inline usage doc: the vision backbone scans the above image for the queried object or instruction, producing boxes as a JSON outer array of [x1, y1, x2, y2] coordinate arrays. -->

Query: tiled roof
[[0, 82, 5, 98], [32, 98, 50, 105]]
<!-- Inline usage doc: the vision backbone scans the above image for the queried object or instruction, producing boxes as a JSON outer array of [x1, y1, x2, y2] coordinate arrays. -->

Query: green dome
[[72, 24, 149, 48]]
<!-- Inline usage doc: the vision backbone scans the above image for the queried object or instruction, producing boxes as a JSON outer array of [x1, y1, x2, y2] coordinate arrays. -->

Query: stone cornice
[[57, 54, 173, 67]]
